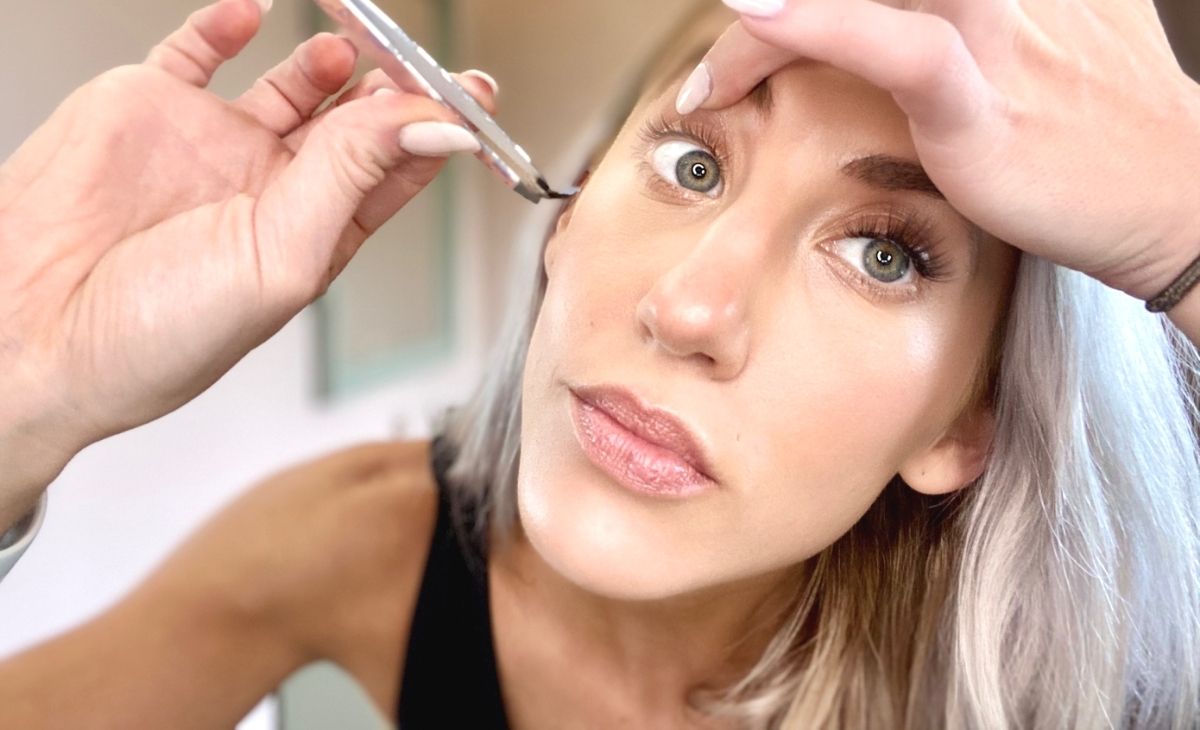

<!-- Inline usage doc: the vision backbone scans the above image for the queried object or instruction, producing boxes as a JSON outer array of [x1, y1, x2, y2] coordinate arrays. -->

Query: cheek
[[730, 289, 976, 553]]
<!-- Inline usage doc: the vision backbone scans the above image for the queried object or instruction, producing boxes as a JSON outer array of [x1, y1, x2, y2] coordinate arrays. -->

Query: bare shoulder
[[303, 439, 442, 715]]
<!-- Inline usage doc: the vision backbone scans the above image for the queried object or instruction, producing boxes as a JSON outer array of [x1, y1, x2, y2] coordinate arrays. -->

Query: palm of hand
[[0, 3, 479, 453], [2, 67, 305, 441]]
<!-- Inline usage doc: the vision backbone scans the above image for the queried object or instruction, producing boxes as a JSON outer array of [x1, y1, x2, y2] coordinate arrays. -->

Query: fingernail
[[255, 0, 274, 13], [460, 69, 500, 99], [721, 0, 785, 17], [675, 62, 712, 116], [398, 122, 481, 157], [373, 87, 397, 97]]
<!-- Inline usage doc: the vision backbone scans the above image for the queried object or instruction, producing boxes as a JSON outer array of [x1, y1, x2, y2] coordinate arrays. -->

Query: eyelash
[[839, 210, 952, 284], [637, 113, 731, 200], [635, 114, 956, 298]]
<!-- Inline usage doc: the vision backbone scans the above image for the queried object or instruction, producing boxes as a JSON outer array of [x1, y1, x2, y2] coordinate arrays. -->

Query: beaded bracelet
[[1146, 250, 1200, 313]]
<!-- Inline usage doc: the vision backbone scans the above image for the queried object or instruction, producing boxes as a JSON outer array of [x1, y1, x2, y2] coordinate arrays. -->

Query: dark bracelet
[[1146, 250, 1200, 313]]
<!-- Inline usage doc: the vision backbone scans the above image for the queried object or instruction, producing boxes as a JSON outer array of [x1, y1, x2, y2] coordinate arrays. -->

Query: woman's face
[[518, 61, 1019, 600]]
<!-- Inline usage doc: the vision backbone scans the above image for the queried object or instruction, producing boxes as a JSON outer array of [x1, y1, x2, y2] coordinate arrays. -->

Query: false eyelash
[[840, 210, 953, 283], [637, 112, 732, 174]]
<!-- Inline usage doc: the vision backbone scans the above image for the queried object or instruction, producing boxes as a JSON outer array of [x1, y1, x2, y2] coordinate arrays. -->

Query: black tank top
[[397, 439, 511, 728]]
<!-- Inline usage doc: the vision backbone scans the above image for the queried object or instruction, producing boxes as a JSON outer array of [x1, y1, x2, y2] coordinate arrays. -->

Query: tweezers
[[313, 0, 579, 204]]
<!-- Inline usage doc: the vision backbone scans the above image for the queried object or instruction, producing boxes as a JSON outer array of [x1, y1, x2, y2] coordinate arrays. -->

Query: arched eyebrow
[[843, 155, 985, 274], [841, 155, 945, 200]]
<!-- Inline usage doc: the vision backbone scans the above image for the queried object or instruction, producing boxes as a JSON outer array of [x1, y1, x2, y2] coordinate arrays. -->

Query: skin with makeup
[[2, 1, 1199, 728]]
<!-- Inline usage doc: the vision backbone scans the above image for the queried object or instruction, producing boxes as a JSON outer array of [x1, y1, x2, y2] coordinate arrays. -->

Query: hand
[[0, 0, 495, 521], [686, 0, 1200, 300]]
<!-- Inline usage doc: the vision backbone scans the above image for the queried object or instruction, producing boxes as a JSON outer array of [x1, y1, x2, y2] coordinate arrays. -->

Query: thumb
[[253, 90, 477, 302]]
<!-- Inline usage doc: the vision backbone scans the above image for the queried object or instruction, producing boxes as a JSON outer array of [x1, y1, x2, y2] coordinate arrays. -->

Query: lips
[[569, 384, 718, 498]]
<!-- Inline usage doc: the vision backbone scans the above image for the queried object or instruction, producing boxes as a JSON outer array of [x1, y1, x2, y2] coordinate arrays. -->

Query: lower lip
[[569, 392, 717, 499]]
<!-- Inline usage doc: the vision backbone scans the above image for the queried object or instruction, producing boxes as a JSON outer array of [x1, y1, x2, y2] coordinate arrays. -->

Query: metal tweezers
[[314, 0, 578, 203]]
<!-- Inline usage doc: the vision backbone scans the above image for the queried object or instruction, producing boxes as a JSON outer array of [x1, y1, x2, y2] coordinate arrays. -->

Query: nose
[[635, 222, 767, 380]]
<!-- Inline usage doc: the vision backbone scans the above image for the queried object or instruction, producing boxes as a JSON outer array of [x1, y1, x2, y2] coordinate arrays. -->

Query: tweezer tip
[[537, 177, 578, 200]]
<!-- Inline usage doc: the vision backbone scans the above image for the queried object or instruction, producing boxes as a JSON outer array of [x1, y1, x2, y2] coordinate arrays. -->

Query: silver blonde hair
[[440, 6, 1200, 727]]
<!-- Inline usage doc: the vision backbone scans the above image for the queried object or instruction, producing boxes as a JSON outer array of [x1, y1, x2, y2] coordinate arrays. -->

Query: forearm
[[0, 580, 306, 729]]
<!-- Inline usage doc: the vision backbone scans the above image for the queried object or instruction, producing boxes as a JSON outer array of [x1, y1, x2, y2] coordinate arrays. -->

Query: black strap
[[397, 440, 510, 728]]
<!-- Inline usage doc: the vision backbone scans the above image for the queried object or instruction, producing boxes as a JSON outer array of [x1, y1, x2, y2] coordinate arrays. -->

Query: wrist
[[0, 382, 81, 531], [1124, 89, 1200, 306]]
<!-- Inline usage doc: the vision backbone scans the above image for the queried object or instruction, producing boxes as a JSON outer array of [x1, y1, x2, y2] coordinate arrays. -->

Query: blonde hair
[[440, 4, 1200, 727]]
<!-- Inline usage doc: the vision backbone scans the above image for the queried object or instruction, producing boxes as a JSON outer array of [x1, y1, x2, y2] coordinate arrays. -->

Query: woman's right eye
[[649, 140, 723, 197]]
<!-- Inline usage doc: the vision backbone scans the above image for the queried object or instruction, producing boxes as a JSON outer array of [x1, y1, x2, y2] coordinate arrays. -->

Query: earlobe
[[898, 406, 995, 496]]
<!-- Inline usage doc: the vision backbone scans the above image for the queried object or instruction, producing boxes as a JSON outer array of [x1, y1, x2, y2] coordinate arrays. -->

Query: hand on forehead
[[681, 0, 1200, 304]]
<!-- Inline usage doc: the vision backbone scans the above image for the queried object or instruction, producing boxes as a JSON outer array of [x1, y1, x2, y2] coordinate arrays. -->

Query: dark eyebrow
[[746, 76, 774, 117], [844, 155, 987, 274], [841, 155, 945, 199]]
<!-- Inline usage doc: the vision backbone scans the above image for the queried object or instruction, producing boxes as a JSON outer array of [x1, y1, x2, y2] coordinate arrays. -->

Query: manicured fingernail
[[255, 0, 274, 13], [398, 122, 481, 157], [460, 69, 500, 99], [675, 62, 712, 116], [373, 87, 397, 97], [721, 0, 785, 17]]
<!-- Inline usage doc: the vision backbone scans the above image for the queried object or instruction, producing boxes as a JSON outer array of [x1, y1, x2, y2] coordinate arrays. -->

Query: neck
[[490, 526, 800, 718]]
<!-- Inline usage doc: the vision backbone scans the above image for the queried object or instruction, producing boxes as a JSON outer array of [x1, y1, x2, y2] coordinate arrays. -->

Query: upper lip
[[571, 384, 717, 482]]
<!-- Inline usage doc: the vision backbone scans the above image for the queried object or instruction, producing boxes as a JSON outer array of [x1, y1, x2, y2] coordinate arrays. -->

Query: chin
[[514, 458, 725, 602]]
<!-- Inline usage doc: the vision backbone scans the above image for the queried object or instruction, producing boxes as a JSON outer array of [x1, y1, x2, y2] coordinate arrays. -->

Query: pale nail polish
[[721, 0, 785, 17], [373, 87, 397, 97], [398, 122, 482, 157], [675, 62, 712, 116], [460, 69, 500, 98], [255, 0, 274, 13]]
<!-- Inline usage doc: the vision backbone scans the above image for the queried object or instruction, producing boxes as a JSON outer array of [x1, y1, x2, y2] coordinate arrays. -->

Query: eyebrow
[[841, 155, 945, 199], [746, 76, 774, 117]]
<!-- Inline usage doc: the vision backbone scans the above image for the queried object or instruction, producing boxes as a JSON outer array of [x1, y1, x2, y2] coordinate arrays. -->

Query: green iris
[[675, 150, 721, 194], [863, 239, 910, 283]]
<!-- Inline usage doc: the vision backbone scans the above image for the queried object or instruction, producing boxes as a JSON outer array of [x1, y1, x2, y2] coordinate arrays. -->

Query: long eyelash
[[636, 118, 953, 287], [637, 113, 731, 172], [841, 210, 952, 282]]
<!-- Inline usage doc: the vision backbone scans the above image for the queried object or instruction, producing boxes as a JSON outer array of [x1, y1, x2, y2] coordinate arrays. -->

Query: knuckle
[[898, 17, 967, 91], [316, 108, 391, 194], [79, 66, 157, 127], [85, 65, 149, 101]]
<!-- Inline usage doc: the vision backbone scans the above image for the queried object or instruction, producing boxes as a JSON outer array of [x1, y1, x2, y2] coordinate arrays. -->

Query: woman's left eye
[[833, 237, 915, 285], [649, 140, 723, 197]]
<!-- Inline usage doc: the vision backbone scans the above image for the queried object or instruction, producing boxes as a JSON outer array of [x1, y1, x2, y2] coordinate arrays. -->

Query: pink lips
[[569, 385, 718, 498]]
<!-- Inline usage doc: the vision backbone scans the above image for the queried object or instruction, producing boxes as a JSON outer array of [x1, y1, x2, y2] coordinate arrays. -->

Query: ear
[[898, 402, 995, 496], [544, 170, 590, 275]]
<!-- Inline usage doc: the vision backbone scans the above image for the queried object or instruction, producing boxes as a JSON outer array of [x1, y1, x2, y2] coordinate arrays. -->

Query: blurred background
[[0, 1, 1195, 727]]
